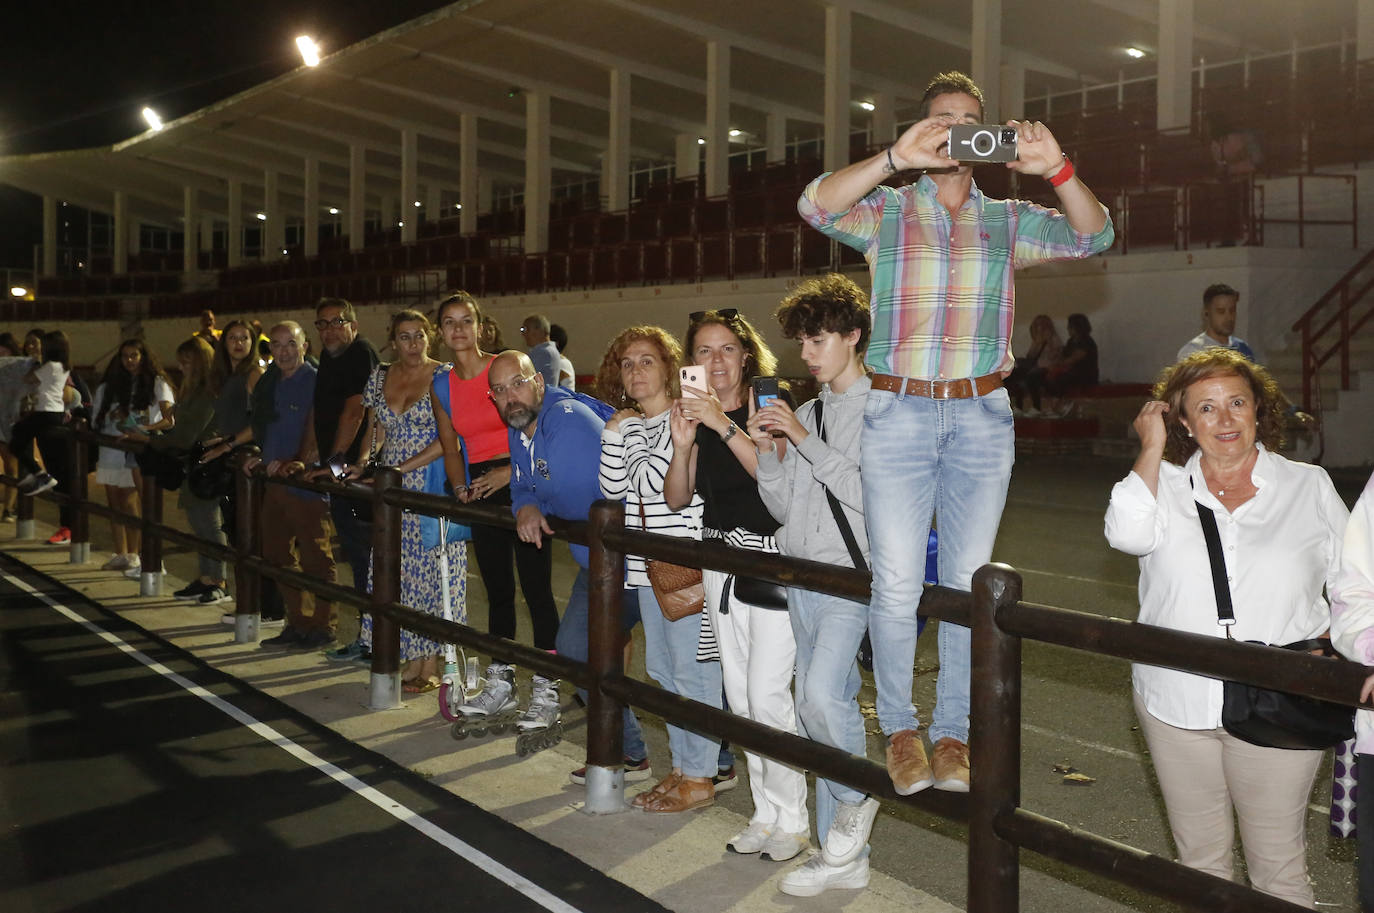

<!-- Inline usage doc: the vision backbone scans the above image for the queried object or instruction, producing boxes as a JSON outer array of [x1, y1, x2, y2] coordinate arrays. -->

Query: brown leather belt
[[870, 372, 1003, 400]]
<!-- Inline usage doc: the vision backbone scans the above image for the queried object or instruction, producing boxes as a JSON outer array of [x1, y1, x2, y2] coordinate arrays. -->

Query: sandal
[[402, 677, 440, 694], [642, 775, 714, 814], [632, 771, 682, 809]]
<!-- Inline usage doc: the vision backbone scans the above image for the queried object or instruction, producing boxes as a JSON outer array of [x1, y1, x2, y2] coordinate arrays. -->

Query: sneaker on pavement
[[779, 850, 871, 897], [101, 554, 130, 571], [712, 764, 738, 794], [46, 526, 71, 545], [886, 729, 934, 795], [568, 757, 652, 786], [196, 586, 231, 606], [297, 630, 336, 650], [761, 830, 810, 863], [821, 796, 881, 866], [174, 580, 212, 600], [260, 628, 304, 649], [727, 821, 773, 855], [324, 639, 369, 664], [931, 737, 971, 792]]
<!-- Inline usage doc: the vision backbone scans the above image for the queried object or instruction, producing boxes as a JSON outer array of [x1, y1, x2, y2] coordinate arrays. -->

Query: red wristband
[[1047, 157, 1075, 188]]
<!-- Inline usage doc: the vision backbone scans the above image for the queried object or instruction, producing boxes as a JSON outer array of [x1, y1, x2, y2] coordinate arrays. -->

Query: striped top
[[598, 411, 704, 588], [798, 173, 1114, 379]]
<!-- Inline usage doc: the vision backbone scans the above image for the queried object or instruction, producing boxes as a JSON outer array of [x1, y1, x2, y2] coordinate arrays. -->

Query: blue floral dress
[[360, 364, 467, 660]]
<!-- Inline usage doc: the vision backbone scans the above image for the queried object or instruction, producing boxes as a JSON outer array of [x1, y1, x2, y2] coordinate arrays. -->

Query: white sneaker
[[778, 850, 870, 897], [727, 821, 773, 855], [822, 796, 880, 866], [761, 829, 810, 862], [122, 556, 143, 579], [101, 554, 129, 571]]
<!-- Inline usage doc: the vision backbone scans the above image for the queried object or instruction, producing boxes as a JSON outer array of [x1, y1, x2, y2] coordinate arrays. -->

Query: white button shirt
[[1104, 445, 1348, 730]]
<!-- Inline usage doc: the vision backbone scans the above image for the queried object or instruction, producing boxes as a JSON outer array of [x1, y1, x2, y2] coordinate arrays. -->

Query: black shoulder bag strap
[[1191, 477, 1235, 638], [814, 399, 868, 574]]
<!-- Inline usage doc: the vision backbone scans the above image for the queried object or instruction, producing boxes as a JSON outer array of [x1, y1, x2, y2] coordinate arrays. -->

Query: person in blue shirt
[[490, 350, 648, 780]]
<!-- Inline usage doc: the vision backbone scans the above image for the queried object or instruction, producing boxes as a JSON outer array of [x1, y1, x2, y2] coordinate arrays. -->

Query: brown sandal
[[632, 771, 682, 809], [642, 775, 714, 814]]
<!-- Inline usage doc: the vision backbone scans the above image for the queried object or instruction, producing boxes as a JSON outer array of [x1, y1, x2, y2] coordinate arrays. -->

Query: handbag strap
[[813, 399, 868, 574], [1192, 477, 1236, 636]]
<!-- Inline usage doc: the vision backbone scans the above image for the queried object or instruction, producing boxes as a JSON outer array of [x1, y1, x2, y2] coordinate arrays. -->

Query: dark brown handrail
[[1291, 243, 1374, 409]]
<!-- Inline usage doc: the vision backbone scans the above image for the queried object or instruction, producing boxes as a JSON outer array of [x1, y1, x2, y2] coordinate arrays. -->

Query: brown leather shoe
[[931, 737, 970, 792], [632, 771, 682, 809], [642, 775, 715, 813], [886, 729, 934, 795]]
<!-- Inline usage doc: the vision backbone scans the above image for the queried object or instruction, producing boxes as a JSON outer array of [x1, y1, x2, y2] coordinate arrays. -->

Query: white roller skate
[[515, 675, 563, 756], [449, 662, 519, 741]]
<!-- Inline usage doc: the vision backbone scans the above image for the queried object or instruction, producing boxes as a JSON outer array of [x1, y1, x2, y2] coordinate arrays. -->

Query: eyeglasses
[[314, 317, 351, 330], [689, 308, 739, 323], [488, 373, 536, 399]]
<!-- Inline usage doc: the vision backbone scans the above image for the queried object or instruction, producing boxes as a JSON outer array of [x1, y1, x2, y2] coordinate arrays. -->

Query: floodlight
[[142, 107, 163, 132], [728, 129, 741, 137], [1126, 47, 1146, 58], [328, 207, 339, 215], [454, 203, 462, 210], [697, 137, 705, 145], [414, 201, 422, 207], [859, 101, 875, 112], [256, 212, 267, 221], [297, 36, 321, 67], [11, 286, 28, 298]]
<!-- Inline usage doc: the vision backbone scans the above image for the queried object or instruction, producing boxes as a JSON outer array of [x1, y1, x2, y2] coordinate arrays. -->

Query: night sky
[[0, 0, 451, 270]]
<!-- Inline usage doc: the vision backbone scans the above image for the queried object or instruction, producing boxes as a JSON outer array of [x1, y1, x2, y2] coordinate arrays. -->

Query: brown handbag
[[638, 501, 704, 621]]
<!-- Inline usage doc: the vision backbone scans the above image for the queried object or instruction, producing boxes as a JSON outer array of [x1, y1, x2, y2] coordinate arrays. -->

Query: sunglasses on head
[[689, 308, 739, 323]]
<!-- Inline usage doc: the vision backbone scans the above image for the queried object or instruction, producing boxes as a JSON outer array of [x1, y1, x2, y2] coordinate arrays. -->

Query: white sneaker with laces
[[761, 829, 810, 862], [821, 796, 880, 866], [778, 850, 870, 897], [727, 821, 773, 855]]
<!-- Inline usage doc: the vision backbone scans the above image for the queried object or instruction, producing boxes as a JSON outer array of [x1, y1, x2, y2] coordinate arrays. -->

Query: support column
[[263, 170, 282, 259], [675, 134, 700, 178], [704, 41, 730, 196], [425, 183, 442, 225], [349, 143, 366, 251], [113, 191, 128, 275], [200, 216, 214, 252], [972, 0, 1003, 119], [1362, 0, 1374, 61], [182, 185, 198, 274], [42, 196, 57, 277], [400, 128, 418, 244], [525, 91, 551, 254], [823, 6, 852, 172], [303, 157, 320, 258], [871, 92, 896, 145], [606, 68, 631, 212], [1000, 61, 1026, 120], [460, 113, 479, 235], [765, 112, 787, 163], [1157, 0, 1194, 130], [227, 181, 243, 268]]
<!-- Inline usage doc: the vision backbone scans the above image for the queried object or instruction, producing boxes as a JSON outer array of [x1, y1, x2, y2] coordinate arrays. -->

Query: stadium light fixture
[[255, 212, 267, 221], [859, 101, 876, 112], [10, 286, 28, 298], [297, 36, 321, 67], [142, 107, 163, 132], [1126, 47, 1146, 58], [328, 207, 339, 215]]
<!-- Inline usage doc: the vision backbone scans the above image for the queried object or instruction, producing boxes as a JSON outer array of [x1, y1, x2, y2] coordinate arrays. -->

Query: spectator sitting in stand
[[1004, 314, 1061, 416], [1044, 313, 1099, 417]]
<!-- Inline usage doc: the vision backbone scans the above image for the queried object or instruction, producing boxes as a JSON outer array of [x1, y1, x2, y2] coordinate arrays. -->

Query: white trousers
[[703, 567, 808, 834]]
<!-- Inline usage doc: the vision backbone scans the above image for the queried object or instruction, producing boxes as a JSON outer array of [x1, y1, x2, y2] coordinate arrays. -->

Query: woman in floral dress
[[352, 310, 467, 692]]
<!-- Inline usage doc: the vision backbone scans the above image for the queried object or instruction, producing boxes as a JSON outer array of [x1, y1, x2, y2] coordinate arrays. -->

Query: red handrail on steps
[[1291, 247, 1374, 410]]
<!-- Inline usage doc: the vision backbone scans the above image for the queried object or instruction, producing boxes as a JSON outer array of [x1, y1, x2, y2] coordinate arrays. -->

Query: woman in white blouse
[[1105, 348, 1348, 908], [597, 325, 728, 814]]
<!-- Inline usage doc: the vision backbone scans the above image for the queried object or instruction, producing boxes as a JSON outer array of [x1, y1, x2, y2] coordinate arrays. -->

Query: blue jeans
[[861, 384, 1014, 744], [638, 585, 725, 779], [789, 586, 868, 845], [330, 498, 372, 597], [555, 568, 646, 762]]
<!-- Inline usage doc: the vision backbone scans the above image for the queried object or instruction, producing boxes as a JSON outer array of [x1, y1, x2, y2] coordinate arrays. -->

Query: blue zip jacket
[[509, 386, 612, 567]]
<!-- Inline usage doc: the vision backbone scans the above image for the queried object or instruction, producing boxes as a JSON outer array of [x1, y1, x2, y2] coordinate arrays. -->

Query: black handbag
[[1196, 493, 1355, 750]]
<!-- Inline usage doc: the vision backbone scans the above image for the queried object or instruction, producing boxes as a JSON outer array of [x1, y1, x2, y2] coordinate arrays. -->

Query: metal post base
[[16, 519, 34, 540], [367, 672, 402, 710], [138, 571, 163, 597], [69, 542, 90, 565], [582, 765, 628, 815], [233, 613, 260, 644]]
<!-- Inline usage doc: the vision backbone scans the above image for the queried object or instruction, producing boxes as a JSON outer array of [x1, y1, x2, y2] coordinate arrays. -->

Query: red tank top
[[446, 359, 509, 463]]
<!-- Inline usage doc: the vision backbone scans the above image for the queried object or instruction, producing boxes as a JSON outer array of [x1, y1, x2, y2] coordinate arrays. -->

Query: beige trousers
[[1134, 693, 1322, 908]]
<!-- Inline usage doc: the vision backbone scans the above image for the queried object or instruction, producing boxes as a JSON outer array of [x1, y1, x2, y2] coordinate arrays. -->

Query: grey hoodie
[[755, 375, 869, 568]]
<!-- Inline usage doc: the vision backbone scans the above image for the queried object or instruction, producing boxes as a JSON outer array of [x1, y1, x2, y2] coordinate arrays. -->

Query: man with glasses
[[520, 314, 561, 390], [489, 351, 648, 771], [799, 71, 1114, 796], [304, 298, 379, 663]]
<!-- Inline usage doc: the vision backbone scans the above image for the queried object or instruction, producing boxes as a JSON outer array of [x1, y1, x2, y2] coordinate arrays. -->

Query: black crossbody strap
[[814, 399, 868, 574], [1191, 476, 1236, 634]]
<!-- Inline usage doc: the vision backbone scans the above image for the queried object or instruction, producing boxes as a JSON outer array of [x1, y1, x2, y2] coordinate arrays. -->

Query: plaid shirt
[[798, 173, 1115, 379]]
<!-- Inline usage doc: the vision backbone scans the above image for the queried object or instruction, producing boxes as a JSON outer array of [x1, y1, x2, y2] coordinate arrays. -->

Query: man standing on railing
[[245, 321, 337, 650], [798, 71, 1114, 796], [489, 350, 648, 772], [304, 298, 380, 665], [1176, 283, 1255, 363]]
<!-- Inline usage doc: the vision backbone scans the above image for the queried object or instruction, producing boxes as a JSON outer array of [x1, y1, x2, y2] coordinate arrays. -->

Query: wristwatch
[[720, 424, 738, 443]]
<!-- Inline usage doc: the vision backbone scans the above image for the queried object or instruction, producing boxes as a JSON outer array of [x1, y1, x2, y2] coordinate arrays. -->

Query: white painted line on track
[[5, 570, 587, 913]]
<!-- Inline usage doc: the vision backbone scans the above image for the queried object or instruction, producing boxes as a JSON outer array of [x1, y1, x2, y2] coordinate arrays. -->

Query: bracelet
[[720, 424, 738, 443], [883, 147, 898, 175], [1046, 156, 1075, 188]]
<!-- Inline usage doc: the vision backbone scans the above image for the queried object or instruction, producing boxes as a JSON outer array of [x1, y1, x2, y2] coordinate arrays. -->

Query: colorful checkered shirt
[[798, 174, 1115, 379]]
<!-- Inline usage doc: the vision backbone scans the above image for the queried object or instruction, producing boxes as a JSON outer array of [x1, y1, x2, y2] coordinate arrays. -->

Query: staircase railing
[[1291, 247, 1374, 410]]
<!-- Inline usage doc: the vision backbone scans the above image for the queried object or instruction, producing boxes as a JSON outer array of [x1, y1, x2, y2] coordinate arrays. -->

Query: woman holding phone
[[664, 308, 808, 862]]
